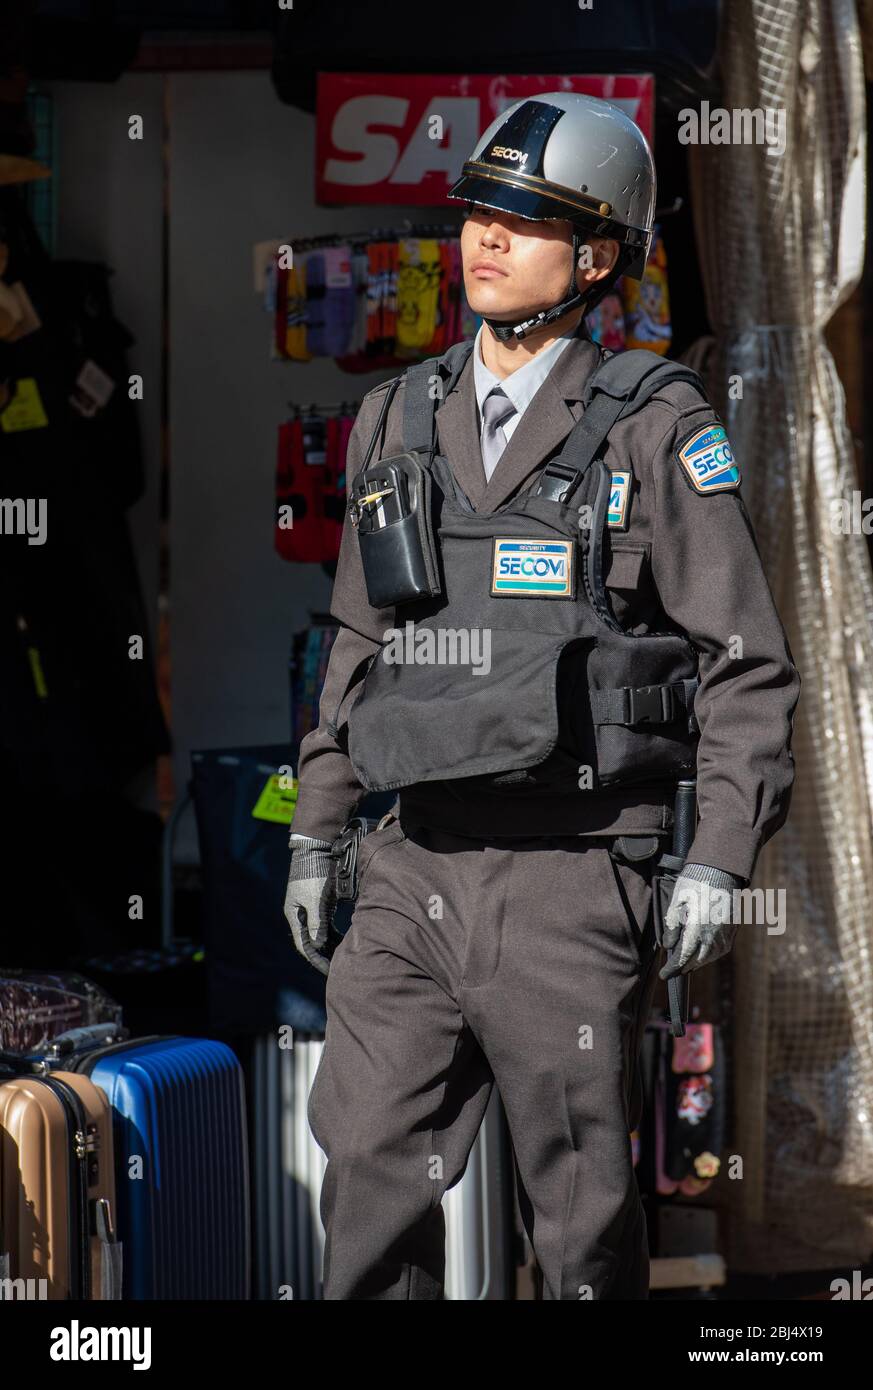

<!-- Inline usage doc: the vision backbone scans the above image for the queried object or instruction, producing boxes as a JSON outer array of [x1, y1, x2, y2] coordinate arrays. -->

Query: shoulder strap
[[402, 339, 476, 456], [581, 348, 706, 416], [354, 340, 475, 485], [537, 350, 707, 500]]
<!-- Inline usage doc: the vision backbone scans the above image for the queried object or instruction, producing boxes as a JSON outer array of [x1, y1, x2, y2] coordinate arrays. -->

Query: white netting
[[684, 0, 873, 1270]]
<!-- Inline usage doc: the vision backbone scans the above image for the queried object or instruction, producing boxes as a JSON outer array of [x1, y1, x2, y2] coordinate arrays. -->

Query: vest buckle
[[627, 684, 673, 724], [533, 462, 584, 504]]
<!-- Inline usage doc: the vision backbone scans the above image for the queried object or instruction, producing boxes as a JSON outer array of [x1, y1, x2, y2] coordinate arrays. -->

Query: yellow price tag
[[27, 646, 48, 699], [0, 378, 49, 433], [251, 773, 298, 825]]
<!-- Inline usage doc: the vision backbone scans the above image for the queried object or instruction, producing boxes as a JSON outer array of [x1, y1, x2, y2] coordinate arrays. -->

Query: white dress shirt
[[472, 322, 579, 477]]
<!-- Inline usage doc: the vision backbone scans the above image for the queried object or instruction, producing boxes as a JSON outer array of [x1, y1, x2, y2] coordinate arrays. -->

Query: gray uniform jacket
[[290, 329, 801, 883]]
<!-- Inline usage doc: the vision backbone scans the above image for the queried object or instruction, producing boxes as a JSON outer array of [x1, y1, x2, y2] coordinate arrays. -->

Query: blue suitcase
[[68, 1033, 251, 1299]]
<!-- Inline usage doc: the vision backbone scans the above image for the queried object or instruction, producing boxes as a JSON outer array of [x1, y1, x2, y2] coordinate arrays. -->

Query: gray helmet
[[448, 91, 656, 340]]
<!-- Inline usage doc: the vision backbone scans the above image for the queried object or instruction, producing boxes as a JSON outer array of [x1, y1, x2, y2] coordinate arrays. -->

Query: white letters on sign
[[325, 96, 409, 185], [325, 97, 478, 188]]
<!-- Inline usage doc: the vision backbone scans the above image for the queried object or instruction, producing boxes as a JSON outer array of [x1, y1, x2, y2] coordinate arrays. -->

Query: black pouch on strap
[[349, 452, 441, 607], [349, 341, 475, 608]]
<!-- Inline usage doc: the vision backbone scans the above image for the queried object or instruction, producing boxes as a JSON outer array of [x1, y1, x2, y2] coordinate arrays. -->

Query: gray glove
[[659, 862, 746, 980], [284, 834, 336, 977]]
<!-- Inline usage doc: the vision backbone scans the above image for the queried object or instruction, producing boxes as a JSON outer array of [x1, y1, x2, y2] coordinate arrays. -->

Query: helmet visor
[[448, 163, 650, 263]]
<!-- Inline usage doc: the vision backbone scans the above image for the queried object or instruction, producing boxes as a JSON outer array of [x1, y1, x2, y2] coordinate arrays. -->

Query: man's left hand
[[659, 863, 746, 980]]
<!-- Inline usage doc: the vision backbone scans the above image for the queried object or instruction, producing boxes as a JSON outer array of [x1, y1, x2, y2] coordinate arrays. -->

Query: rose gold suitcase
[[0, 1071, 121, 1300]]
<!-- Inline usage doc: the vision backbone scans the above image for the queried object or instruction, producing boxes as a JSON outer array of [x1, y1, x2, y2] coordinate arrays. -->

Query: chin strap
[[482, 229, 588, 343]]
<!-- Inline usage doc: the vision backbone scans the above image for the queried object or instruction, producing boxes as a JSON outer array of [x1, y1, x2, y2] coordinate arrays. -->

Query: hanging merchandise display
[[395, 237, 443, 356], [584, 224, 673, 353], [653, 1021, 726, 1196], [626, 1012, 728, 1250], [276, 254, 311, 362], [623, 223, 672, 354], [274, 402, 357, 565], [304, 245, 357, 357], [586, 285, 628, 352], [631, 1019, 723, 1187], [289, 619, 339, 746], [264, 227, 480, 370]]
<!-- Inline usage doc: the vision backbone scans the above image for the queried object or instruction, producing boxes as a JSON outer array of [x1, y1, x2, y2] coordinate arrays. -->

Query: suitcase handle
[[44, 1023, 129, 1057], [0, 1023, 129, 1074], [94, 1198, 123, 1301]]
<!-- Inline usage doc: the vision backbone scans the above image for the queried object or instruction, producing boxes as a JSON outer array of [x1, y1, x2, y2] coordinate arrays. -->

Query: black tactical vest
[[345, 341, 703, 805]]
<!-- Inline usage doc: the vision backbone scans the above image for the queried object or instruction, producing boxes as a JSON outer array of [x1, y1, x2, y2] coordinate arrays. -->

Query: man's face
[[460, 204, 618, 325], [460, 204, 578, 322]]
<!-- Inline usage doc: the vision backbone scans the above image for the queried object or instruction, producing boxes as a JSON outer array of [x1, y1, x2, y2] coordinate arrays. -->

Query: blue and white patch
[[607, 471, 632, 529], [675, 423, 741, 494], [491, 538, 575, 598]]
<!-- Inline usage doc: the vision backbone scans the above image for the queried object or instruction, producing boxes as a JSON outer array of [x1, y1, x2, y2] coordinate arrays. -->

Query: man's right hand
[[284, 834, 336, 977]]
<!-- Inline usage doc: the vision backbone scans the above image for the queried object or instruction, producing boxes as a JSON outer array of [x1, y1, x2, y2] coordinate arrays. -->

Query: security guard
[[285, 92, 801, 1300]]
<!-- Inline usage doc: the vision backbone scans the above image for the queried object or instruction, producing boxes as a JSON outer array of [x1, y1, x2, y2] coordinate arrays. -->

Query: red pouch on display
[[274, 418, 325, 563]]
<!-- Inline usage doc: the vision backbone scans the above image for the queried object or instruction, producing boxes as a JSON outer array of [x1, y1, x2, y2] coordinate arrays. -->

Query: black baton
[[653, 778, 697, 1036]]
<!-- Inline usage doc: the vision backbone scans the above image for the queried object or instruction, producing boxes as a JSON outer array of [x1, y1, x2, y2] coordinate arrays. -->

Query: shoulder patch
[[675, 422, 741, 493], [607, 471, 632, 529]]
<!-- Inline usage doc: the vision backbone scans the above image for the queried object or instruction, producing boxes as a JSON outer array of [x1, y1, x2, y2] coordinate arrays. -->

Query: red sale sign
[[316, 73, 654, 207]]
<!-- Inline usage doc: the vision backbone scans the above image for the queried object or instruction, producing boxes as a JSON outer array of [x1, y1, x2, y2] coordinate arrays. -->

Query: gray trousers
[[307, 816, 667, 1300]]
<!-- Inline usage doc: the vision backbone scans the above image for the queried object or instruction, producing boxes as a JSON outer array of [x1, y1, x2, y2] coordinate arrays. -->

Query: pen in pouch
[[376, 468, 409, 528]]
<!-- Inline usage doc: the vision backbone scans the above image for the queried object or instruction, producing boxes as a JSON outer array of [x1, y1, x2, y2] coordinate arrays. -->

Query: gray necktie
[[480, 386, 516, 481]]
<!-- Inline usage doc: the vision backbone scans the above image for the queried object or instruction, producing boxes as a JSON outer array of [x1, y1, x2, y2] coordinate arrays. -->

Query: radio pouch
[[348, 451, 441, 607], [348, 341, 476, 609]]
